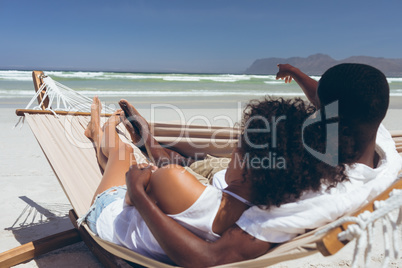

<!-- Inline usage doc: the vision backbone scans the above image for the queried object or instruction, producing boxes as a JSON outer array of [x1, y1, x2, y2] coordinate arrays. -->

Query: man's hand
[[276, 63, 320, 106], [125, 163, 157, 206], [276, 64, 298, 83]]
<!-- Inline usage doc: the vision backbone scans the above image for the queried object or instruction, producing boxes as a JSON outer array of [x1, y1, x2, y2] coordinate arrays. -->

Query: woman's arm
[[276, 64, 320, 107], [125, 165, 272, 267]]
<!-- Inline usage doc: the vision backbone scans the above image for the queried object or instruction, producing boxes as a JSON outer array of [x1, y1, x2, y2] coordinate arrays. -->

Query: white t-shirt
[[214, 124, 402, 243], [96, 185, 222, 263]]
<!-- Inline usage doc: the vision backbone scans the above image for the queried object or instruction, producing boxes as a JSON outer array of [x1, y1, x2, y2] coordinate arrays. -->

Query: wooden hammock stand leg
[[0, 227, 81, 267], [0, 210, 136, 267]]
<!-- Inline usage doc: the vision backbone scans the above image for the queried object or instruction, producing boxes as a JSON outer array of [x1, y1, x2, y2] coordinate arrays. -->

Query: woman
[[81, 96, 347, 264]]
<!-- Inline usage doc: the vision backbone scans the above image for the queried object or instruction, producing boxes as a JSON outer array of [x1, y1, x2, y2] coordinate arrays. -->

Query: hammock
[[2, 71, 402, 267]]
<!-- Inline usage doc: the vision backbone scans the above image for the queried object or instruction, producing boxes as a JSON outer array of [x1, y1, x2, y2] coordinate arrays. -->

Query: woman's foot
[[100, 109, 125, 158], [85, 96, 102, 144], [85, 96, 108, 171], [103, 109, 123, 131]]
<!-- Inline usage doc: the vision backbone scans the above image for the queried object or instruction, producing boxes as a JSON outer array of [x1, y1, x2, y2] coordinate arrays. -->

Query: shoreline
[[1, 94, 402, 109]]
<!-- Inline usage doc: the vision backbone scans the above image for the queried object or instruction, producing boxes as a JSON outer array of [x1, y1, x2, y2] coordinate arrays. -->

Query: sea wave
[[264, 81, 287, 85], [310, 76, 321, 81], [2, 70, 402, 84], [0, 70, 300, 83], [0, 70, 32, 81], [1, 89, 401, 99], [251, 75, 277, 79], [46, 71, 106, 79], [387, 77, 402, 83], [1, 70, 401, 101], [0, 89, 305, 98]]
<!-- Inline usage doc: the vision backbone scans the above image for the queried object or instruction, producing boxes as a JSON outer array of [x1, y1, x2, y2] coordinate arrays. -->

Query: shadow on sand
[[5, 196, 101, 267]]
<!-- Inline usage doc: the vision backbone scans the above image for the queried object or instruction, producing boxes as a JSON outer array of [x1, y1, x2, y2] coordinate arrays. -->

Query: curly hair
[[238, 97, 348, 208]]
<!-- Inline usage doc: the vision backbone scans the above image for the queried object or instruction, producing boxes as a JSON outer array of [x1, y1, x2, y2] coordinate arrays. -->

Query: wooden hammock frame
[[1, 70, 401, 267]]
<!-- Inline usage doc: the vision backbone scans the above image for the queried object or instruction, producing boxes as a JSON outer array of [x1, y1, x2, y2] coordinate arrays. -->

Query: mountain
[[245, 54, 402, 76]]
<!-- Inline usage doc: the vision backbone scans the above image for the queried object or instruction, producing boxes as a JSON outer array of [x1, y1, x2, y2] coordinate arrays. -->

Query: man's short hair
[[317, 63, 389, 159]]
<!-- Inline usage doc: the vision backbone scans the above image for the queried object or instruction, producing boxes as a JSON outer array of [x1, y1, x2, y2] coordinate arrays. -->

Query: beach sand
[[0, 104, 401, 267]]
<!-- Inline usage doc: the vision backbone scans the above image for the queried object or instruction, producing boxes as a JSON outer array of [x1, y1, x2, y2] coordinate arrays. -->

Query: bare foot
[[85, 96, 102, 143], [85, 96, 108, 171], [102, 109, 123, 131], [119, 99, 150, 146]]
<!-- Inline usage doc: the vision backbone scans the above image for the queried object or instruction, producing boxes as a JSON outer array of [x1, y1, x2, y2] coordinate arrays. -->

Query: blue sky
[[1, 0, 402, 73]]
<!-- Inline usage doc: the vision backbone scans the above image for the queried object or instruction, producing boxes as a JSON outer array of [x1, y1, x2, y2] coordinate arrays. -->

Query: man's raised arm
[[276, 64, 320, 107], [125, 165, 272, 267]]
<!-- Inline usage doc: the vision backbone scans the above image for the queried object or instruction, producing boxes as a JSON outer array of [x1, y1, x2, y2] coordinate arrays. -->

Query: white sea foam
[[251, 75, 277, 79], [0, 90, 34, 98], [71, 90, 269, 97], [0, 89, 305, 98], [77, 90, 305, 97], [0, 70, 32, 81], [1, 70, 401, 101], [107, 74, 163, 80], [310, 76, 321, 81], [387, 78, 402, 83], [0, 70, 271, 83], [47, 71, 106, 79], [2, 88, 402, 99], [264, 81, 287, 84], [161, 74, 252, 83], [2, 70, 402, 84], [0, 90, 33, 95], [162, 76, 203, 82], [46, 72, 255, 82]]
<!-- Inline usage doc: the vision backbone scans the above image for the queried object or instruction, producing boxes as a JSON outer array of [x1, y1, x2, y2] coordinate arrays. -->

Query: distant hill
[[245, 54, 402, 77]]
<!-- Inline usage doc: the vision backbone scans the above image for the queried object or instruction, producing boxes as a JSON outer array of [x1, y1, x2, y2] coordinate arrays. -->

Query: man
[[124, 63, 402, 267]]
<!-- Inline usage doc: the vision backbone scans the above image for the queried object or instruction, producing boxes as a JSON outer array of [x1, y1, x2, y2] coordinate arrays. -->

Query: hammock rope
[[25, 75, 116, 114], [15, 74, 116, 129], [316, 181, 402, 268]]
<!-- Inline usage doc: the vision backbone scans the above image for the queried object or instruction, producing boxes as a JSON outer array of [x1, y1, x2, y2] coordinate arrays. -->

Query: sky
[[1, 0, 402, 73]]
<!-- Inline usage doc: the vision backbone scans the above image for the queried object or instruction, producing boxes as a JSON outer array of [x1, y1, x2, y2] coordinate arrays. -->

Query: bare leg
[[91, 110, 136, 202], [85, 98, 137, 203], [85, 96, 108, 170], [119, 99, 193, 167]]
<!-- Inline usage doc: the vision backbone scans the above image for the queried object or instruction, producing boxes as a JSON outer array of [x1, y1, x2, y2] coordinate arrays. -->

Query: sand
[[0, 106, 401, 267]]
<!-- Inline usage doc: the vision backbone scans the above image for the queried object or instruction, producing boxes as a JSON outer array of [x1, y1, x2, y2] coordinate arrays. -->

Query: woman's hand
[[125, 163, 157, 206]]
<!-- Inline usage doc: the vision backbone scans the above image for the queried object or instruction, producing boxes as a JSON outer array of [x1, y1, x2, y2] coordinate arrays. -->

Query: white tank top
[[96, 185, 222, 263]]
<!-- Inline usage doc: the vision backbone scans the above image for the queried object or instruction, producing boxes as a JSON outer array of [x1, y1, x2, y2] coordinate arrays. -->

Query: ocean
[[1, 70, 402, 109]]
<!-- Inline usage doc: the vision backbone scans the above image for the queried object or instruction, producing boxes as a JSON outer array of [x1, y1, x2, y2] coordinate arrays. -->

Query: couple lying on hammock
[[81, 63, 402, 266]]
